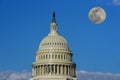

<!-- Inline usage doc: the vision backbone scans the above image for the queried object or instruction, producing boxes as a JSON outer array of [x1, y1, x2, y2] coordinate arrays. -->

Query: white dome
[[38, 13, 70, 51], [39, 32, 69, 50]]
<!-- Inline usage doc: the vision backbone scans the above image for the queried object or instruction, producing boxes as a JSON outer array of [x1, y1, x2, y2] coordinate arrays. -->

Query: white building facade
[[30, 12, 77, 80]]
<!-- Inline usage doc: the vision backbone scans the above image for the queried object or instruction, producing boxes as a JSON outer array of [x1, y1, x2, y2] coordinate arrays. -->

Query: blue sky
[[0, 0, 120, 74]]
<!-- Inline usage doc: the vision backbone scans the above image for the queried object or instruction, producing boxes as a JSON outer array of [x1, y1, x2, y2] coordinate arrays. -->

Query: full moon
[[88, 7, 106, 24]]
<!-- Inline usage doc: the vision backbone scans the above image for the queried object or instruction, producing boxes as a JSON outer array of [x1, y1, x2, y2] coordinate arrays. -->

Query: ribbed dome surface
[[39, 33, 69, 50], [38, 13, 70, 51]]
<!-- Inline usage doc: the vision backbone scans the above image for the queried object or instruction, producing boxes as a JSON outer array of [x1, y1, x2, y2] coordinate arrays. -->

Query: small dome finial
[[53, 12, 55, 18], [50, 12, 58, 33], [52, 12, 56, 22]]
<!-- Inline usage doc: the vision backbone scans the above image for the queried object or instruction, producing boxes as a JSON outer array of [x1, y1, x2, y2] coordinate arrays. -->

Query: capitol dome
[[39, 13, 69, 51], [30, 12, 77, 80]]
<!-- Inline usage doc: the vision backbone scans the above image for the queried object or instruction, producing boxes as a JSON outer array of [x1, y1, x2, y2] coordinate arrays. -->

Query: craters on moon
[[88, 7, 106, 24]]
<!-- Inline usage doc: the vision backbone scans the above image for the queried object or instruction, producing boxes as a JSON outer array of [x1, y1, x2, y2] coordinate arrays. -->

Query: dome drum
[[35, 52, 72, 62]]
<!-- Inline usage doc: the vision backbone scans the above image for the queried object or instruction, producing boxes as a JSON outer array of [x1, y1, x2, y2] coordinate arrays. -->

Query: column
[[60, 54, 61, 60], [47, 65, 49, 74], [45, 65, 47, 75], [45, 54, 46, 60], [54, 65, 55, 74], [57, 65, 59, 75], [73, 66, 75, 76], [59, 65, 61, 74], [71, 66, 73, 76], [40, 65, 42, 75], [50, 65, 52, 75], [62, 65, 64, 75], [42, 65, 43, 75], [38, 66, 39, 76], [68, 65, 69, 75], [44, 65, 46, 75], [61, 65, 63, 75], [37, 66, 39, 76], [48, 65, 50, 74], [36, 66, 38, 76], [51, 65, 54, 75], [69, 66, 71, 75], [55, 65, 57, 74], [70, 66, 72, 76], [43, 65, 45, 75], [66, 65, 68, 75], [60, 65, 62, 74], [64, 65, 66, 75], [32, 66, 34, 77]]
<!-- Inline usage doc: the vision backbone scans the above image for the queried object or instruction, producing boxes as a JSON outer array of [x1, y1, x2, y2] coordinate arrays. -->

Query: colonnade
[[36, 53, 72, 62], [32, 64, 76, 77]]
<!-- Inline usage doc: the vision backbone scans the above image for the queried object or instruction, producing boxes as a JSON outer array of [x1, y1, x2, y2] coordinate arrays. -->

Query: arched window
[[49, 55, 50, 59], [55, 55, 57, 59], [52, 55, 54, 59], [58, 55, 60, 59], [61, 55, 63, 59]]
